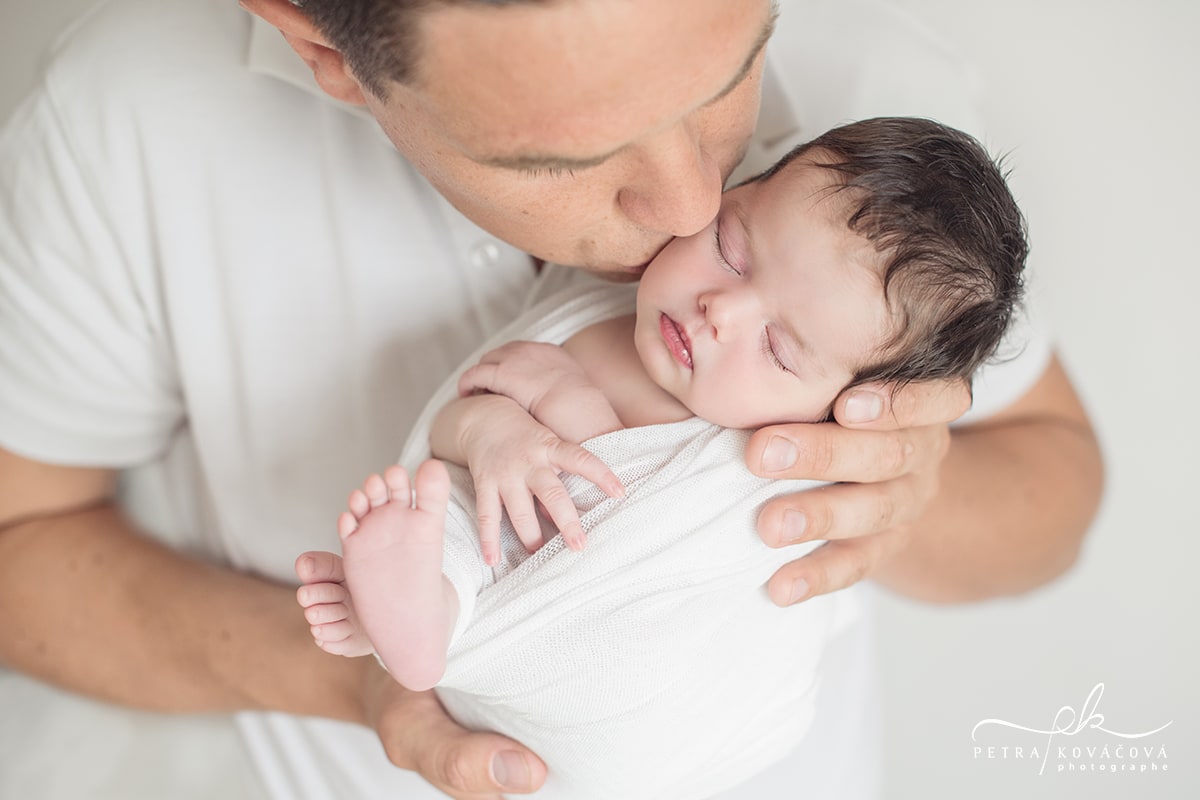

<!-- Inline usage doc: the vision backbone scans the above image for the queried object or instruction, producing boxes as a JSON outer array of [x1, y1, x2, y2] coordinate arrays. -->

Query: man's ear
[[240, 0, 369, 106]]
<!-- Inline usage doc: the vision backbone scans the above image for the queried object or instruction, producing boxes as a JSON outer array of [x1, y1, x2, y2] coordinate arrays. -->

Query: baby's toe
[[363, 474, 389, 508]]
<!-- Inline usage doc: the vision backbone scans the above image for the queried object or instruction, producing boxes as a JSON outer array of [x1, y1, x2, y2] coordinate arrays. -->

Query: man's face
[[633, 158, 894, 428], [359, 0, 774, 276]]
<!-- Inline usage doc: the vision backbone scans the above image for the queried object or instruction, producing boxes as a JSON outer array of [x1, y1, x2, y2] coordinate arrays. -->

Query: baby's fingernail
[[761, 436, 798, 472], [843, 390, 883, 423]]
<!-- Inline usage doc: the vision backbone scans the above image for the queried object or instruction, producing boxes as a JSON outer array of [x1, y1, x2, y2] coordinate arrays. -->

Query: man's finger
[[756, 475, 927, 547], [832, 378, 971, 430], [746, 422, 947, 482], [764, 532, 909, 607], [428, 732, 548, 799], [372, 673, 547, 798]]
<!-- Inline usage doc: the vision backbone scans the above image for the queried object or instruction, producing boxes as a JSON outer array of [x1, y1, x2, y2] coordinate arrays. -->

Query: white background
[[1, 1, 1196, 798]]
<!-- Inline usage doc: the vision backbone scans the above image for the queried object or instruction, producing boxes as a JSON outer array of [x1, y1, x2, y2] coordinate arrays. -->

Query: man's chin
[[585, 268, 643, 284], [574, 260, 651, 283]]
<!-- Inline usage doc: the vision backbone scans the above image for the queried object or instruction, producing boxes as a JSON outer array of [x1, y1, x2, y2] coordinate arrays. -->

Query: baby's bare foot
[[340, 461, 455, 691], [295, 551, 374, 657]]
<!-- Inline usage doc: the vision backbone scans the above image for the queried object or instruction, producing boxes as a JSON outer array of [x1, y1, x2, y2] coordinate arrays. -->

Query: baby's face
[[634, 159, 893, 428]]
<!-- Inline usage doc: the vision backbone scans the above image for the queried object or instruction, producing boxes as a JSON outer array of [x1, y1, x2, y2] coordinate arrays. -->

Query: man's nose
[[616, 122, 723, 238]]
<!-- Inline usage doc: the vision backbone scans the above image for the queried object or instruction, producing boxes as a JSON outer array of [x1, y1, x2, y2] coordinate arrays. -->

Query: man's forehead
[[403, 0, 776, 164]]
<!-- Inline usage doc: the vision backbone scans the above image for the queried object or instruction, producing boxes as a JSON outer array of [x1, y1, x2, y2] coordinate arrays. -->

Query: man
[[0, 0, 1101, 797]]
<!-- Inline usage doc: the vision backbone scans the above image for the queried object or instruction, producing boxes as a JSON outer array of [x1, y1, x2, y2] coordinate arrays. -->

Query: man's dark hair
[[758, 117, 1028, 392], [296, 0, 533, 98]]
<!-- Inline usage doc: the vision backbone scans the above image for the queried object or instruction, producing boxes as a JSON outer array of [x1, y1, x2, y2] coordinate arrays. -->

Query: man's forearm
[[0, 503, 368, 721], [876, 358, 1104, 602]]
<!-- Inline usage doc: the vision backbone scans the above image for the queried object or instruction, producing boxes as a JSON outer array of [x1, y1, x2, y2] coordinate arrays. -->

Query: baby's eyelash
[[713, 225, 742, 275], [762, 330, 792, 374]]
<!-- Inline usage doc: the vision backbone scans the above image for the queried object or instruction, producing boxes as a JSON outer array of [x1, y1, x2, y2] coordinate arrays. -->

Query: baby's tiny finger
[[560, 521, 586, 551], [474, 484, 504, 565], [500, 484, 544, 553], [552, 442, 625, 498], [531, 471, 586, 551], [457, 363, 498, 397]]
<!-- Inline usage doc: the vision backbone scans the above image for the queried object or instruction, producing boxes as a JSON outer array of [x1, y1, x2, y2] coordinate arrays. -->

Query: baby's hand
[[458, 341, 622, 444], [459, 395, 624, 565]]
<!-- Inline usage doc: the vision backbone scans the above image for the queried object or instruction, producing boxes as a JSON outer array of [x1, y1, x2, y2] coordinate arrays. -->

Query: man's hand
[[298, 550, 547, 800], [746, 380, 969, 606], [0, 447, 550, 799], [369, 680, 547, 798]]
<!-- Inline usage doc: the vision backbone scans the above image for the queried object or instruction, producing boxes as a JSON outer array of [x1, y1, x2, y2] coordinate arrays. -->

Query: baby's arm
[[433, 342, 625, 564], [458, 341, 623, 444]]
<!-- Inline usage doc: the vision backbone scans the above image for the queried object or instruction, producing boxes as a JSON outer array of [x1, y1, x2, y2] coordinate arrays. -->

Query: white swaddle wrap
[[398, 281, 863, 799]]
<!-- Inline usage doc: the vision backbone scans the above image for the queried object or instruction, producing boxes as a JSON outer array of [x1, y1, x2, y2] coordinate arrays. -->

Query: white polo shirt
[[0, 0, 1049, 798]]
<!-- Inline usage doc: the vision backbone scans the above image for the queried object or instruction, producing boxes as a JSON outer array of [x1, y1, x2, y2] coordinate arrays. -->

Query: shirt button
[[469, 241, 502, 270]]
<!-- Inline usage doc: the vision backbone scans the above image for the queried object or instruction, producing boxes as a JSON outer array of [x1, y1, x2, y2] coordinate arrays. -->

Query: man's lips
[[659, 313, 693, 369]]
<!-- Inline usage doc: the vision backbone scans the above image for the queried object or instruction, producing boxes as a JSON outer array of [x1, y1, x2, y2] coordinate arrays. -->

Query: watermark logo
[[971, 683, 1172, 775]]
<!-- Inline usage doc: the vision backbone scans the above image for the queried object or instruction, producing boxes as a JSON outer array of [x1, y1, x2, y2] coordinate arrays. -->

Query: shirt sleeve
[[0, 79, 182, 466], [955, 304, 1053, 426]]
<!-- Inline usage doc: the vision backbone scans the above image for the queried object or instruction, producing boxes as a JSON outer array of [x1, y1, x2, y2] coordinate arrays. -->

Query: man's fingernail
[[761, 436, 798, 472], [788, 578, 811, 604], [781, 510, 807, 543], [844, 390, 883, 423], [493, 750, 532, 791]]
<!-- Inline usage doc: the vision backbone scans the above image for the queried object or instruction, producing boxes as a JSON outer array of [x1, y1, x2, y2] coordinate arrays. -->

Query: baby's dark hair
[[758, 117, 1028, 395]]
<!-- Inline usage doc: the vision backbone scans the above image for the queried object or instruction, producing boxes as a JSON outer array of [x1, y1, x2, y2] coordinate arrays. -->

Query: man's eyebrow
[[480, 5, 779, 173]]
